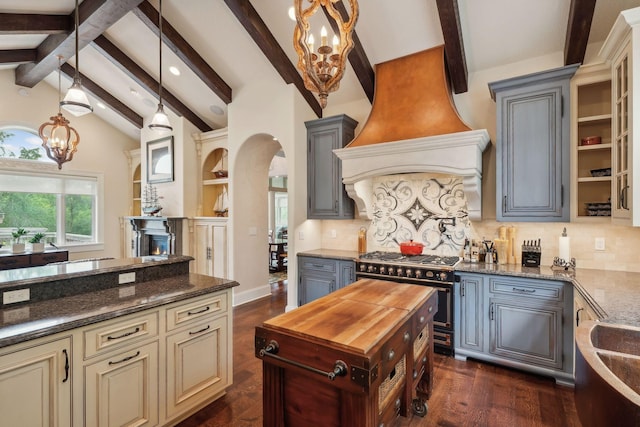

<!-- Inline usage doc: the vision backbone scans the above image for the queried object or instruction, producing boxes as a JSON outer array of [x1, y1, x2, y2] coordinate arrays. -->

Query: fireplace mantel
[[126, 216, 185, 256]]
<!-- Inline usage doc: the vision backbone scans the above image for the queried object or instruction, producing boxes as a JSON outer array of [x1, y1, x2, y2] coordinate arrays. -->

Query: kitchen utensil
[[590, 168, 611, 177], [399, 240, 424, 255]]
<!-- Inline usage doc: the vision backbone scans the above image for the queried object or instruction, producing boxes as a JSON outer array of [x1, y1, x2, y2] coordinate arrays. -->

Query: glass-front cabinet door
[[612, 42, 631, 220]]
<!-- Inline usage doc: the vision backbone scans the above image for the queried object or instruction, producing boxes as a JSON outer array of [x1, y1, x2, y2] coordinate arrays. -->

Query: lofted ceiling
[[1, 0, 639, 140]]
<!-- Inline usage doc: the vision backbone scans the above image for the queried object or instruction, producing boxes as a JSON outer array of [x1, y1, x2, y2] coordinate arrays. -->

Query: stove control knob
[[359, 264, 367, 272], [415, 269, 423, 279], [379, 266, 386, 275], [367, 264, 375, 273], [396, 267, 403, 276], [388, 267, 395, 275], [405, 268, 413, 278], [439, 272, 448, 281], [426, 271, 434, 279]]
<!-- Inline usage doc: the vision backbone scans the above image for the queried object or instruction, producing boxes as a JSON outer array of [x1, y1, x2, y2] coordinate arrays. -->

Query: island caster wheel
[[412, 398, 428, 417]]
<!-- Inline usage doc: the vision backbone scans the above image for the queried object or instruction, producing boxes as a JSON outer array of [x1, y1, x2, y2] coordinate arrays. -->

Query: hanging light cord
[[57, 57, 62, 112], [74, 0, 79, 79], [158, 0, 163, 106]]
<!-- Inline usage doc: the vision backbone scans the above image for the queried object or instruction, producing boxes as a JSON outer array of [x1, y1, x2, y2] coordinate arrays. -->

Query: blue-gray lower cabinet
[[298, 255, 355, 305], [454, 273, 574, 385]]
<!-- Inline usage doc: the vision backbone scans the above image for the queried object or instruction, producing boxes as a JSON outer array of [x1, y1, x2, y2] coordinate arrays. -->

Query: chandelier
[[39, 57, 80, 170], [293, 0, 359, 109]]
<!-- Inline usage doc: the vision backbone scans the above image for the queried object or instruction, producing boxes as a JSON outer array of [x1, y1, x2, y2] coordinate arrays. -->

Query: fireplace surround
[[127, 216, 184, 257]]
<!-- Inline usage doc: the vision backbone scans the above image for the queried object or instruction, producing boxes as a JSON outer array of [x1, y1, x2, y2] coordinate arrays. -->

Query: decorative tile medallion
[[370, 173, 471, 255]]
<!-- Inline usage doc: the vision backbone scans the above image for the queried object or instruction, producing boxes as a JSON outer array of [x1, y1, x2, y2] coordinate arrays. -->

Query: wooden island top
[[257, 278, 438, 426]]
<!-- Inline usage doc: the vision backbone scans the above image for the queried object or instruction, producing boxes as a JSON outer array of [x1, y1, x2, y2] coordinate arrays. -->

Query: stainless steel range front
[[356, 251, 460, 356]]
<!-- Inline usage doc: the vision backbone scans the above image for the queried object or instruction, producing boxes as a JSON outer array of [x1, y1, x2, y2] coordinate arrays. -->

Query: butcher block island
[[255, 278, 438, 427]]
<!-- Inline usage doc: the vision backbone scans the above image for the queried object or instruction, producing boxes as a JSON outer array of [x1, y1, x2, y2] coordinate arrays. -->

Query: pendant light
[[60, 0, 92, 117], [149, 0, 172, 132], [39, 57, 81, 170]]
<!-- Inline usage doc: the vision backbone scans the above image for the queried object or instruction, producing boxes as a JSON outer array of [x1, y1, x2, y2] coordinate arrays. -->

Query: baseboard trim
[[233, 284, 271, 306]]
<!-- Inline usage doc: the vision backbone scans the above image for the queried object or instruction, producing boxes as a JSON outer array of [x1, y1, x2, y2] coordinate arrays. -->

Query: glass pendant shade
[[60, 77, 93, 117], [149, 103, 172, 131]]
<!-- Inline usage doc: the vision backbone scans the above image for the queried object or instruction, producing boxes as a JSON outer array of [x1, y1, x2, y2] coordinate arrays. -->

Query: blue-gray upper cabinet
[[489, 64, 579, 222], [306, 114, 358, 219]]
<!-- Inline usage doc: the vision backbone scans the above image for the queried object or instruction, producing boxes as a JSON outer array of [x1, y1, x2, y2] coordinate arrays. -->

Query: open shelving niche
[[194, 128, 229, 218], [571, 64, 612, 221]]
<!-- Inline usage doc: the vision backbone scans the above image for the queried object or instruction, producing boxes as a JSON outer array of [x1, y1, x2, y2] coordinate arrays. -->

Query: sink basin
[[575, 321, 640, 427]]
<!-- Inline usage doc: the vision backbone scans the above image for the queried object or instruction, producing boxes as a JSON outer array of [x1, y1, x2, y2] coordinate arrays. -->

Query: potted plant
[[29, 232, 46, 253], [11, 228, 28, 253]]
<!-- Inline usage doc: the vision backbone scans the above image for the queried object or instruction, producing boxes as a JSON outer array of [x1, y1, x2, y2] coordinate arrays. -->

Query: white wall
[[0, 69, 138, 260]]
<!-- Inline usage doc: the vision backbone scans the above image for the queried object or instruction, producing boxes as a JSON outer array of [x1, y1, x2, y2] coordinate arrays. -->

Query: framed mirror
[[147, 136, 174, 183]]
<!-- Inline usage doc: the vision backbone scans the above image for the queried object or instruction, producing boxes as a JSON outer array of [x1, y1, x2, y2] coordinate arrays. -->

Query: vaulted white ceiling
[[1, 0, 639, 140]]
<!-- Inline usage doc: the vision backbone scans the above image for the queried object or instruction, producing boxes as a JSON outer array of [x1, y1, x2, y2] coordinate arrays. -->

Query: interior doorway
[[268, 150, 288, 287]]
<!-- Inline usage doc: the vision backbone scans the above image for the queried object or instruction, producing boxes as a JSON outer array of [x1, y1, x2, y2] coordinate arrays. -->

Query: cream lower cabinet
[[0, 335, 72, 427], [191, 218, 228, 278], [0, 288, 232, 427], [84, 341, 159, 427]]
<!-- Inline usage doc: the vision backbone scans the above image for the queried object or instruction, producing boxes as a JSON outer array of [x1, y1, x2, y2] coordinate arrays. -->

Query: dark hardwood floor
[[177, 279, 581, 427]]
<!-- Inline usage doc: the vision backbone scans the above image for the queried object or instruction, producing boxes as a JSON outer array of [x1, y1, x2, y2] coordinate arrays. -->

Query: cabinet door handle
[[489, 303, 494, 320], [188, 306, 211, 316], [189, 325, 211, 335], [461, 282, 465, 297], [621, 185, 630, 210], [108, 350, 140, 365], [207, 247, 211, 260], [512, 287, 535, 293], [503, 195, 507, 213], [107, 327, 140, 340], [62, 349, 69, 383], [576, 307, 584, 327]]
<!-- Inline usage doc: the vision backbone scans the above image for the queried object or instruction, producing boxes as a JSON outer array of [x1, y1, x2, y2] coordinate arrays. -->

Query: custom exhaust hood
[[334, 46, 490, 220]]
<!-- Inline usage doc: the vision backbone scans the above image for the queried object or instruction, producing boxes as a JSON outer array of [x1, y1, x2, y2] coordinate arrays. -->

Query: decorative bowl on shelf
[[590, 168, 612, 177], [581, 136, 602, 146]]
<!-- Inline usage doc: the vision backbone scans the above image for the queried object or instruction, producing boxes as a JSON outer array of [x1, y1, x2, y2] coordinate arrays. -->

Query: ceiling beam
[[0, 49, 37, 64], [223, 0, 322, 117], [435, 0, 468, 94], [60, 63, 144, 129], [564, 0, 597, 65], [15, 0, 145, 88], [92, 35, 212, 132], [322, 1, 374, 103], [132, 0, 232, 105], [0, 13, 70, 34]]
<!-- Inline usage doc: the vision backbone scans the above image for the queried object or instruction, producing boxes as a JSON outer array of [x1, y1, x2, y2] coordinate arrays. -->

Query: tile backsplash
[[368, 173, 470, 255]]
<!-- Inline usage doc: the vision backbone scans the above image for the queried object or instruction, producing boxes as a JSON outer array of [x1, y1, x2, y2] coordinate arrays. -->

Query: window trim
[[0, 158, 105, 254]]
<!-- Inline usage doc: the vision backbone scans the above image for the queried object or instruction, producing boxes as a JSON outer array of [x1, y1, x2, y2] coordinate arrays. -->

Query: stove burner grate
[[358, 251, 460, 267]]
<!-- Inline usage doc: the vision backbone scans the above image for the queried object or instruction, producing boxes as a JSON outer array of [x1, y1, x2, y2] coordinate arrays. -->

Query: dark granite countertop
[[0, 255, 193, 289], [297, 249, 640, 329], [0, 258, 238, 348]]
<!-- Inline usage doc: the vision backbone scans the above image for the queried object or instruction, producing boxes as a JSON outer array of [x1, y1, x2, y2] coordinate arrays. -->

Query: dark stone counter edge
[[0, 275, 239, 349], [0, 255, 195, 289]]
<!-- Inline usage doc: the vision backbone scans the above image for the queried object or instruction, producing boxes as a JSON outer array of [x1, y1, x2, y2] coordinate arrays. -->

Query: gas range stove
[[356, 251, 461, 283]]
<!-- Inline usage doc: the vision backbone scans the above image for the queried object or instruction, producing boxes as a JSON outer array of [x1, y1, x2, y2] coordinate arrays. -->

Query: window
[[0, 128, 103, 251]]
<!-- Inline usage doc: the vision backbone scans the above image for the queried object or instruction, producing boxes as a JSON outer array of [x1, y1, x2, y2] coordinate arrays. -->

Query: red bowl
[[399, 240, 424, 255], [581, 136, 601, 146]]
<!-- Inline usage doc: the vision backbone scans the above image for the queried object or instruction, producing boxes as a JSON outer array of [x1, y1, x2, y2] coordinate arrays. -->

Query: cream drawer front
[[166, 292, 228, 332], [83, 311, 159, 359]]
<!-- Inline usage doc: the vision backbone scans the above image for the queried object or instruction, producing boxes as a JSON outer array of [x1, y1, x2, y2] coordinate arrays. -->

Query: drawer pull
[[420, 315, 426, 324], [187, 306, 211, 316], [388, 349, 395, 361], [403, 332, 410, 342], [259, 340, 348, 381], [108, 350, 140, 365], [107, 327, 140, 340], [512, 287, 535, 293], [189, 325, 211, 335], [62, 349, 69, 383]]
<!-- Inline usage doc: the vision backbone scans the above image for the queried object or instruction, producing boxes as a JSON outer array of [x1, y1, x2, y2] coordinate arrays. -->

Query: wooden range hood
[[334, 46, 490, 220]]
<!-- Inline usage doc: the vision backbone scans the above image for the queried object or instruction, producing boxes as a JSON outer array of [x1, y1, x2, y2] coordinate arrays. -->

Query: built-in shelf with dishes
[[571, 65, 612, 220], [202, 148, 229, 218]]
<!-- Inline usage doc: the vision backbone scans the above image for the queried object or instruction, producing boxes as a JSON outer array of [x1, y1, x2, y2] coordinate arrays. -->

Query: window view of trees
[[0, 127, 96, 247]]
